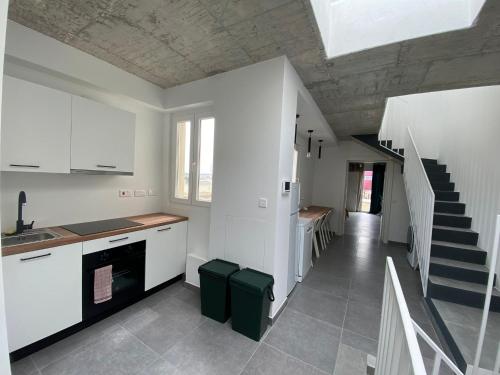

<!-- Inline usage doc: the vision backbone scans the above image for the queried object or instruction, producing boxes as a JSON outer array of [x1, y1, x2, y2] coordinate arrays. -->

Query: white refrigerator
[[287, 182, 300, 296]]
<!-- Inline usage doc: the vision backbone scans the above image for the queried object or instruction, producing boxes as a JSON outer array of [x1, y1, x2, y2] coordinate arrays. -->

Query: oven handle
[[109, 236, 129, 243]]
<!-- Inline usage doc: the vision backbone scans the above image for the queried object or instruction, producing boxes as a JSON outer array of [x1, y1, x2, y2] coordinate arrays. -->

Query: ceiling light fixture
[[307, 130, 313, 158]]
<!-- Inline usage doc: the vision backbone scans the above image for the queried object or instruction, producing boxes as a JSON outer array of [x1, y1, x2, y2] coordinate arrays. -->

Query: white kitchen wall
[[0, 1, 13, 372], [384, 86, 500, 280], [165, 57, 285, 315], [1, 22, 164, 231], [164, 56, 332, 316], [312, 140, 410, 243]]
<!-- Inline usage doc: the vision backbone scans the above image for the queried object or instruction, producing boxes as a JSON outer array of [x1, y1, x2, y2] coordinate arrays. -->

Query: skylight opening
[[310, 0, 486, 59]]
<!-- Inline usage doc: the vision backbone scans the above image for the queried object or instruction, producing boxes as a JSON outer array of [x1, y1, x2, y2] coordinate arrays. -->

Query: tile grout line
[[262, 341, 330, 375]]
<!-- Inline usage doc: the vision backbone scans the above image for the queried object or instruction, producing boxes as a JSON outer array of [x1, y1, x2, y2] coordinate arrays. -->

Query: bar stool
[[312, 216, 322, 258], [322, 209, 334, 242]]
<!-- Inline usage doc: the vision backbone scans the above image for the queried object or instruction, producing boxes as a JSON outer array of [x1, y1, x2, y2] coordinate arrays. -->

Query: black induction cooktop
[[61, 218, 143, 236]]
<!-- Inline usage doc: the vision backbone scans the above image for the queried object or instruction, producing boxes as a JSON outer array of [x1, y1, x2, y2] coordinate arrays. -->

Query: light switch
[[258, 198, 268, 208]]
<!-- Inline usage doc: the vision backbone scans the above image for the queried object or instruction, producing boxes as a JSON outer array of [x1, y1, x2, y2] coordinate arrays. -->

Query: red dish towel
[[94, 265, 113, 304]]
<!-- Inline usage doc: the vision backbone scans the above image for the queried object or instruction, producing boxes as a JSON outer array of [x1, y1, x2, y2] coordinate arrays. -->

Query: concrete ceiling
[[7, 0, 500, 137]]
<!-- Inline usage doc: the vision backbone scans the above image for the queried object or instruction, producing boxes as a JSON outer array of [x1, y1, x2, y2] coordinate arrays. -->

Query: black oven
[[82, 240, 145, 321]]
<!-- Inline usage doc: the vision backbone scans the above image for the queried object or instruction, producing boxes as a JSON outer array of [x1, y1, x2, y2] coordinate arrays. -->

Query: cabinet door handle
[[109, 236, 129, 243], [96, 164, 117, 169], [20, 253, 51, 261], [9, 164, 40, 168], [157, 227, 171, 232]]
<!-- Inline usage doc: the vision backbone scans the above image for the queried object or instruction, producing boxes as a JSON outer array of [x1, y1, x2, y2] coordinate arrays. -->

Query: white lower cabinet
[[3, 243, 82, 352], [145, 221, 188, 291]]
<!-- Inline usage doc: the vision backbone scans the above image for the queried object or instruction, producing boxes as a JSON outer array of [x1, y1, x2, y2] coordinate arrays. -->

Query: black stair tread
[[433, 225, 477, 234], [430, 256, 489, 272], [429, 275, 500, 296], [432, 240, 485, 253], [435, 200, 463, 204], [422, 158, 438, 164], [434, 212, 468, 217]]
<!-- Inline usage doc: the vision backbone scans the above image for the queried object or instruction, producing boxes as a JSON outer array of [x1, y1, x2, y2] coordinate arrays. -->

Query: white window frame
[[170, 109, 215, 207]]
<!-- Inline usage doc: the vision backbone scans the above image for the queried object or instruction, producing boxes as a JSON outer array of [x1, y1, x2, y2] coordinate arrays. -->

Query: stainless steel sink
[[1, 229, 61, 247]]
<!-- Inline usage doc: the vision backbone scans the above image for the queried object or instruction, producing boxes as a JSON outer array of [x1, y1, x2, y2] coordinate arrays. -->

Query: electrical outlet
[[258, 198, 268, 208], [134, 189, 147, 197], [119, 189, 133, 197]]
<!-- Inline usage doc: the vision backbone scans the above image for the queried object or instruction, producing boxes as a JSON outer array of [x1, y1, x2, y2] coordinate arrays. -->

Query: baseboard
[[269, 297, 288, 325]]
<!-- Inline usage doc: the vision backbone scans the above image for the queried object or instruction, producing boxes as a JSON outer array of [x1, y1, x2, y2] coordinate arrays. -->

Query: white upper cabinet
[[1, 75, 72, 173], [71, 95, 136, 175]]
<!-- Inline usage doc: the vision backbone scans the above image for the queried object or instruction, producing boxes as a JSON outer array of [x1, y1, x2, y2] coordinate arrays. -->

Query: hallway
[[344, 212, 381, 239]]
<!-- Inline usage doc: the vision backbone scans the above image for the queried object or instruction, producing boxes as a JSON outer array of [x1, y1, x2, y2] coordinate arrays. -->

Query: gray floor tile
[[163, 320, 258, 375], [340, 329, 378, 357], [32, 316, 122, 370], [333, 344, 368, 375], [302, 272, 350, 299], [241, 343, 327, 375], [140, 356, 178, 375], [343, 299, 382, 340], [288, 285, 347, 327], [122, 297, 206, 355], [10, 356, 39, 375], [41, 327, 158, 375], [264, 309, 340, 373]]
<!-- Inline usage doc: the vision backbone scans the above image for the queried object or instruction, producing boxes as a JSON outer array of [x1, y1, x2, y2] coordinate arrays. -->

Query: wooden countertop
[[299, 206, 333, 221], [2, 213, 188, 257]]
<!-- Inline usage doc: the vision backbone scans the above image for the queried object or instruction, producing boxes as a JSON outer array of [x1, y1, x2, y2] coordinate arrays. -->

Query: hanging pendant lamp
[[307, 130, 313, 158], [318, 140, 323, 159], [294, 114, 300, 145]]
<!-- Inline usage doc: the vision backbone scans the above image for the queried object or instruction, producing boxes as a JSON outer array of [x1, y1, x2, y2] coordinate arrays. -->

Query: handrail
[[403, 127, 435, 296], [413, 321, 464, 375], [471, 215, 500, 375], [375, 257, 427, 375], [376, 257, 464, 375]]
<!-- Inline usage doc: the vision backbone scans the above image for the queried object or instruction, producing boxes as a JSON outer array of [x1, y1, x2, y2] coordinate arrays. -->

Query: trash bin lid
[[198, 259, 240, 280], [230, 268, 274, 295]]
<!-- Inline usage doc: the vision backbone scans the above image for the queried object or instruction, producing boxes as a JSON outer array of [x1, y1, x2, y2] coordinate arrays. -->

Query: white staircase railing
[[376, 257, 464, 375], [471, 215, 500, 375], [403, 127, 435, 296]]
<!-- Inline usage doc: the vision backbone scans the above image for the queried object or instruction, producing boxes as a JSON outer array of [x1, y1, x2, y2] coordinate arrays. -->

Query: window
[[174, 120, 191, 200], [196, 117, 215, 202], [171, 111, 215, 205]]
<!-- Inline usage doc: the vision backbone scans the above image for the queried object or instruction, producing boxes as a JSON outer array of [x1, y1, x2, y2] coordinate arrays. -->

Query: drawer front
[[3, 243, 83, 352], [82, 230, 146, 255]]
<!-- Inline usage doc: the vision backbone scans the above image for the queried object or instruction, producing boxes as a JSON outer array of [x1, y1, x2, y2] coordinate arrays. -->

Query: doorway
[[344, 162, 386, 239]]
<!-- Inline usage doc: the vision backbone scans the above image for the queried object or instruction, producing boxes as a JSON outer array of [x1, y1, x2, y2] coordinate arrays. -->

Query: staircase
[[420, 158, 500, 372], [351, 134, 405, 162], [421, 158, 499, 311]]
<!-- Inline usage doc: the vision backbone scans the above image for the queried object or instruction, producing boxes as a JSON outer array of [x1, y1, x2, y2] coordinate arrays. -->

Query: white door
[[3, 243, 82, 352], [145, 221, 188, 291], [1, 76, 71, 173], [71, 95, 135, 174]]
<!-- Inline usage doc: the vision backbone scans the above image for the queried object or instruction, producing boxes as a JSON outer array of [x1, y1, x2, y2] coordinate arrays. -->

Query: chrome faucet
[[16, 191, 34, 234]]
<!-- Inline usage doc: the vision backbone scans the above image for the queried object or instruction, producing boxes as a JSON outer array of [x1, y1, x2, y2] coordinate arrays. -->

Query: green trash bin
[[198, 259, 240, 323], [229, 268, 275, 341]]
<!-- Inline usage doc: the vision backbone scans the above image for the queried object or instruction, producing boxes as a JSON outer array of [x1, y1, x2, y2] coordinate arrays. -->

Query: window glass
[[174, 120, 191, 200], [197, 117, 215, 202]]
